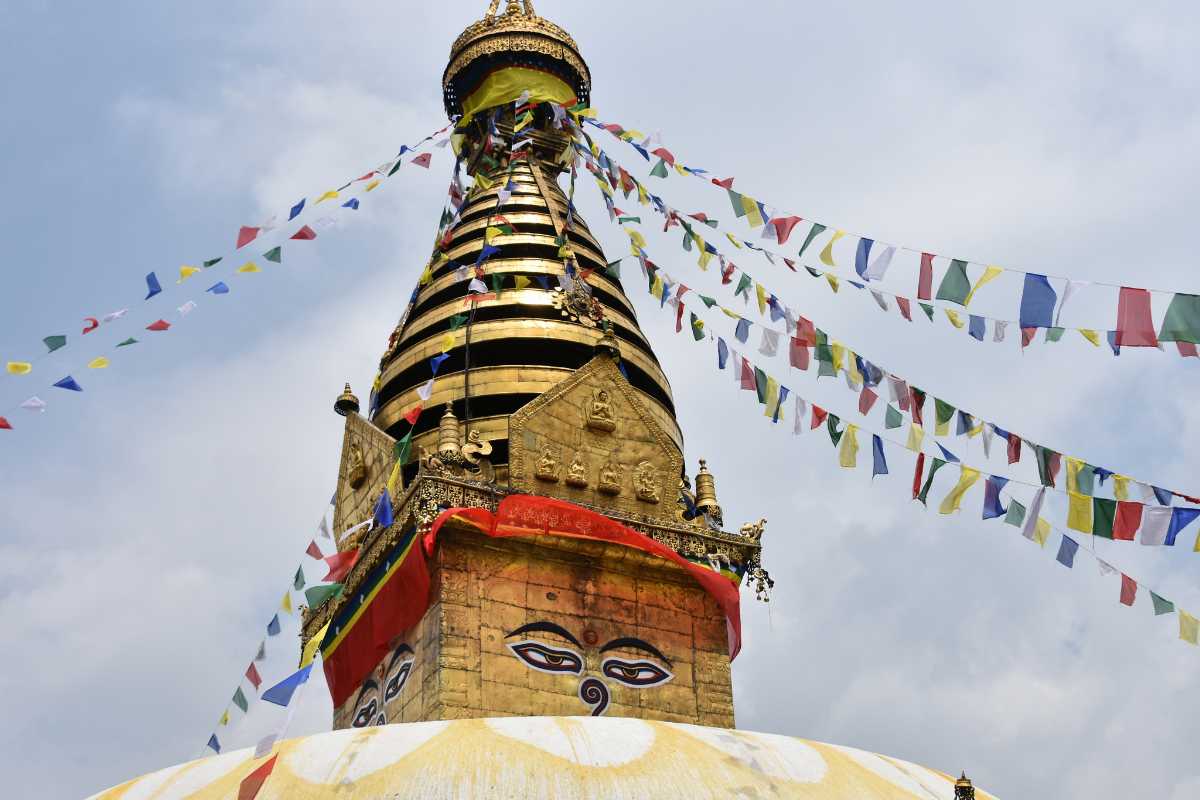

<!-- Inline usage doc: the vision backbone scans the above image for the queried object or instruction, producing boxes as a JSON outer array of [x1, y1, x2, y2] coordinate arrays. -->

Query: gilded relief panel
[[333, 413, 397, 552]]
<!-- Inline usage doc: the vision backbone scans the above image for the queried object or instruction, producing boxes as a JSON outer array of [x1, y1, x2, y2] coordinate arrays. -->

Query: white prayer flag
[[864, 245, 896, 282], [1139, 506, 1173, 546], [758, 328, 779, 357], [102, 309, 128, 323], [793, 396, 807, 436], [178, 301, 197, 316], [870, 290, 890, 311], [993, 321, 1008, 343], [1022, 488, 1046, 542], [20, 396, 46, 413], [468, 278, 488, 294], [418, 379, 435, 402]]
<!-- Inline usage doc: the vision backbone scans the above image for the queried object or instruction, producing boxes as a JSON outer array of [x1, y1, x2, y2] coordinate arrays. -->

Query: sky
[[2, 1, 1200, 798]]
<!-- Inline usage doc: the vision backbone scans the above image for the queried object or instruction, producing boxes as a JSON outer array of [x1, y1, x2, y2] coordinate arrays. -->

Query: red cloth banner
[[1115, 287, 1159, 347]]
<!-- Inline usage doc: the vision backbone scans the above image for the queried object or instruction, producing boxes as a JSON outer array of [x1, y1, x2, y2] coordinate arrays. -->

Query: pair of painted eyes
[[352, 700, 383, 729], [351, 660, 414, 728], [508, 641, 673, 688]]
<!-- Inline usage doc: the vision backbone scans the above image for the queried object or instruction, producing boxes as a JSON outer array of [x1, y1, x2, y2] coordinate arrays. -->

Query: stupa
[[88, 2, 995, 797]]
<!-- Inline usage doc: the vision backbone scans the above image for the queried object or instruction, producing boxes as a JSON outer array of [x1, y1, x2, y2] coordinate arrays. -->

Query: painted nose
[[578, 677, 610, 716]]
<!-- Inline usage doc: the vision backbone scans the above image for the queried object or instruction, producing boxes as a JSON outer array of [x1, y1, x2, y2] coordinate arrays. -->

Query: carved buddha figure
[[634, 461, 661, 504], [598, 461, 622, 495], [565, 453, 588, 487], [535, 447, 560, 482], [586, 389, 617, 432], [347, 441, 368, 489]]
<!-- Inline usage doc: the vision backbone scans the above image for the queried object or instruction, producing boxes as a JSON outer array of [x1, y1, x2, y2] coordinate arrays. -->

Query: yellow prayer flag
[[825, 273, 840, 294], [301, 621, 331, 668], [219, 711, 230, 726], [514, 276, 531, 290], [651, 275, 664, 301], [387, 456, 403, 497], [967, 424, 984, 438], [514, 113, 532, 133], [763, 377, 780, 419], [627, 230, 647, 250], [944, 308, 965, 329], [281, 591, 293, 615], [1066, 457, 1086, 494], [1113, 475, 1131, 501], [742, 196, 765, 228], [838, 424, 859, 469], [238, 262, 260, 274], [939, 467, 981, 515], [819, 230, 847, 267], [6, 362, 32, 375], [725, 233, 743, 249], [846, 352, 863, 386], [87, 357, 109, 369], [906, 423, 925, 452], [1180, 611, 1199, 645], [178, 265, 201, 283], [755, 283, 767, 314], [698, 250, 714, 271], [1079, 329, 1101, 347], [365, 179, 381, 192], [964, 266, 1004, 306], [830, 343, 846, 373], [439, 333, 455, 353], [637, 182, 649, 206], [419, 265, 433, 286], [316, 190, 339, 204], [935, 414, 951, 437], [1067, 491, 1093, 533], [1034, 517, 1051, 547], [485, 226, 503, 243], [721, 306, 741, 320], [474, 172, 495, 191]]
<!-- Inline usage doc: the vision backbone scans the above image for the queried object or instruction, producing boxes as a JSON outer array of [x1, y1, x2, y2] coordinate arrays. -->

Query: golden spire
[[334, 382, 360, 417], [486, 0, 536, 17]]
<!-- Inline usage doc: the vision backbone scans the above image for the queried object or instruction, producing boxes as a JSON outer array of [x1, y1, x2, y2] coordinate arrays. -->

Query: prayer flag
[[1005, 499, 1027, 528], [1092, 498, 1116, 539], [263, 247, 282, 264], [983, 476, 1009, 520], [236, 226, 260, 248], [412, 153, 432, 168], [373, 488, 394, 529], [316, 190, 339, 203], [207, 735, 221, 754], [43, 335, 67, 353], [6, 362, 31, 375], [939, 466, 980, 515], [246, 663, 262, 691], [87, 357, 109, 369], [263, 665, 313, 707], [20, 396, 46, 413], [918, 253, 934, 300], [1120, 574, 1138, 606], [1181, 612, 1200, 645], [280, 591, 293, 615], [237, 754, 278, 800], [771, 217, 804, 245], [305, 584, 343, 610], [1056, 535, 1079, 568], [323, 550, 360, 584], [718, 337, 729, 370], [1151, 592, 1175, 616], [917, 458, 948, 506], [838, 424, 859, 468], [1067, 492, 1093, 533], [797, 223, 827, 258], [885, 405, 903, 430], [1019, 274, 1057, 329], [1022, 488, 1046, 542], [267, 614, 281, 636], [53, 376, 82, 392], [178, 266, 200, 283], [233, 687, 249, 713], [293, 566, 305, 591], [906, 422, 924, 452], [859, 387, 878, 416], [865, 245, 896, 282], [1115, 287, 1158, 347], [912, 452, 926, 500], [145, 272, 163, 300], [207, 282, 230, 295], [343, 198, 360, 210], [1140, 506, 1172, 546], [871, 435, 888, 478], [306, 540, 322, 560], [1113, 501, 1142, 541], [1166, 508, 1200, 547], [289, 199, 305, 220], [237, 262, 261, 274], [1159, 293, 1200, 344], [291, 225, 317, 241], [854, 238, 874, 279], [256, 641, 266, 661], [936, 259, 971, 306], [965, 266, 1003, 306], [968, 315, 986, 341], [116, 338, 138, 348], [819, 230, 846, 266], [146, 319, 171, 332]]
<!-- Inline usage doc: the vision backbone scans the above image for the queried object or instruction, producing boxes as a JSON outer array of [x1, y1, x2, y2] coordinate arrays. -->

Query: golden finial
[[438, 403, 462, 456], [334, 383, 360, 417], [694, 459, 720, 515], [954, 773, 975, 800]]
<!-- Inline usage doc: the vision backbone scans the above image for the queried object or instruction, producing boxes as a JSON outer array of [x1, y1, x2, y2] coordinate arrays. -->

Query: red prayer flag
[[404, 405, 423, 426], [236, 226, 260, 249], [245, 663, 262, 691], [721, 262, 735, 285], [1120, 574, 1138, 607], [918, 253, 935, 300], [1177, 342, 1199, 358], [1021, 327, 1038, 348], [811, 405, 829, 430], [675, 301, 685, 333], [412, 152, 433, 168], [146, 319, 171, 332], [0, 417, 11, 431], [83, 317, 100, 334], [784, 258, 797, 272], [291, 225, 317, 241], [1113, 502, 1143, 541], [795, 316, 816, 345], [769, 216, 804, 246], [237, 755, 278, 800], [789, 337, 810, 371], [689, 213, 711, 223], [712, 177, 735, 190], [1007, 434, 1022, 465], [739, 358, 756, 390], [896, 297, 913, 322], [859, 388, 879, 416], [305, 540, 323, 559], [356, 171, 376, 181], [912, 452, 927, 500], [651, 147, 675, 166], [1115, 287, 1159, 347], [324, 549, 361, 583], [908, 388, 925, 426]]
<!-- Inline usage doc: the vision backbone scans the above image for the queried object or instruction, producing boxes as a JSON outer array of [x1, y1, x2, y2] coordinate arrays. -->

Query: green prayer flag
[[1035, 446, 1059, 487], [1092, 497, 1116, 540], [728, 190, 748, 218], [448, 314, 468, 332], [116, 338, 138, 348], [43, 335, 67, 353], [817, 359, 838, 378], [753, 367, 769, 404], [305, 583, 344, 609], [804, 266, 822, 279], [1075, 464, 1095, 496], [700, 295, 718, 308], [690, 313, 705, 341], [232, 687, 249, 713], [1159, 293, 1200, 343], [917, 458, 948, 506], [618, 216, 642, 224], [1151, 591, 1176, 616], [203, 258, 222, 268], [649, 158, 669, 178], [827, 414, 844, 447], [734, 274, 753, 298], [394, 431, 413, 465], [1004, 500, 1027, 528], [815, 342, 833, 364], [1045, 327, 1065, 342], [798, 224, 827, 258], [681, 232, 693, 252], [605, 260, 622, 279], [919, 302, 935, 321], [935, 260, 971, 306], [885, 405, 903, 430], [490, 273, 504, 294], [263, 246, 282, 264], [293, 566, 306, 591], [934, 399, 956, 428], [388, 158, 403, 177]]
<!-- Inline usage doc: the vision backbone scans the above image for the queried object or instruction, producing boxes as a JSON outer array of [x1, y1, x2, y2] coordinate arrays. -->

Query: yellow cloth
[[87, 357, 109, 369], [846, 353, 863, 386], [6, 362, 32, 375], [514, 276, 531, 290], [178, 265, 200, 283], [219, 711, 229, 726], [1113, 475, 1131, 501], [906, 423, 925, 452], [697, 249, 714, 271], [316, 190, 339, 203], [387, 457, 403, 497], [755, 283, 767, 315], [763, 377, 780, 419], [485, 226, 503, 243], [302, 621, 331, 668], [838, 424, 859, 468], [964, 266, 1003, 306], [1067, 492, 1093, 533], [939, 467, 980, 515], [721, 307, 741, 320], [474, 172, 495, 191], [1079, 329, 1101, 347], [726, 233, 743, 249], [944, 308, 965, 329], [825, 273, 840, 294], [440, 333, 455, 353], [1181, 611, 1199, 645], [637, 182, 649, 206], [741, 195, 764, 228], [1033, 517, 1051, 547], [281, 591, 293, 615], [830, 343, 845, 373], [365, 179, 381, 192], [935, 413, 950, 437], [1066, 458, 1087, 495], [627, 229, 647, 250], [460, 67, 576, 124], [238, 262, 260, 274], [651, 274, 664, 301], [819, 230, 846, 266], [514, 112, 533, 133]]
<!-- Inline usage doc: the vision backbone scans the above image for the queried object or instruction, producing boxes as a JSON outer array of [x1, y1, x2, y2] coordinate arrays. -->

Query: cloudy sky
[[3, 1, 1199, 798]]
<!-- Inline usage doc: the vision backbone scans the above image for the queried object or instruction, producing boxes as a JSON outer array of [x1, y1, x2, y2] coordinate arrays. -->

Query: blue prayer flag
[[263, 664, 313, 708], [53, 376, 82, 392], [718, 337, 729, 370], [1107, 331, 1121, 355], [1165, 508, 1200, 547], [1019, 274, 1057, 329], [937, 443, 960, 464], [206, 282, 230, 295], [1153, 486, 1173, 507], [534, 275, 550, 290], [374, 488, 394, 530], [982, 475, 1009, 520], [872, 435, 888, 478], [476, 245, 501, 265], [342, 198, 360, 210], [206, 734, 221, 753], [266, 614, 281, 636], [145, 272, 162, 300], [855, 238, 874, 279], [968, 315, 986, 341], [1056, 535, 1079, 568], [735, 318, 751, 344], [631, 144, 650, 161], [768, 296, 785, 322], [289, 199, 305, 220], [430, 354, 450, 374], [617, 361, 629, 381]]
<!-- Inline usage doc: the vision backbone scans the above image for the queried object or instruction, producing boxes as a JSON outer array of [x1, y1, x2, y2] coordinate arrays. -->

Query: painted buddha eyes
[[352, 696, 380, 728], [508, 641, 584, 675], [384, 660, 414, 702], [601, 658, 673, 688]]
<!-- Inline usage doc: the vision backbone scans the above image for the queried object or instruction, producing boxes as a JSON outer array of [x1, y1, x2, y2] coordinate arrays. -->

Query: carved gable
[[509, 354, 684, 523], [333, 413, 396, 551]]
